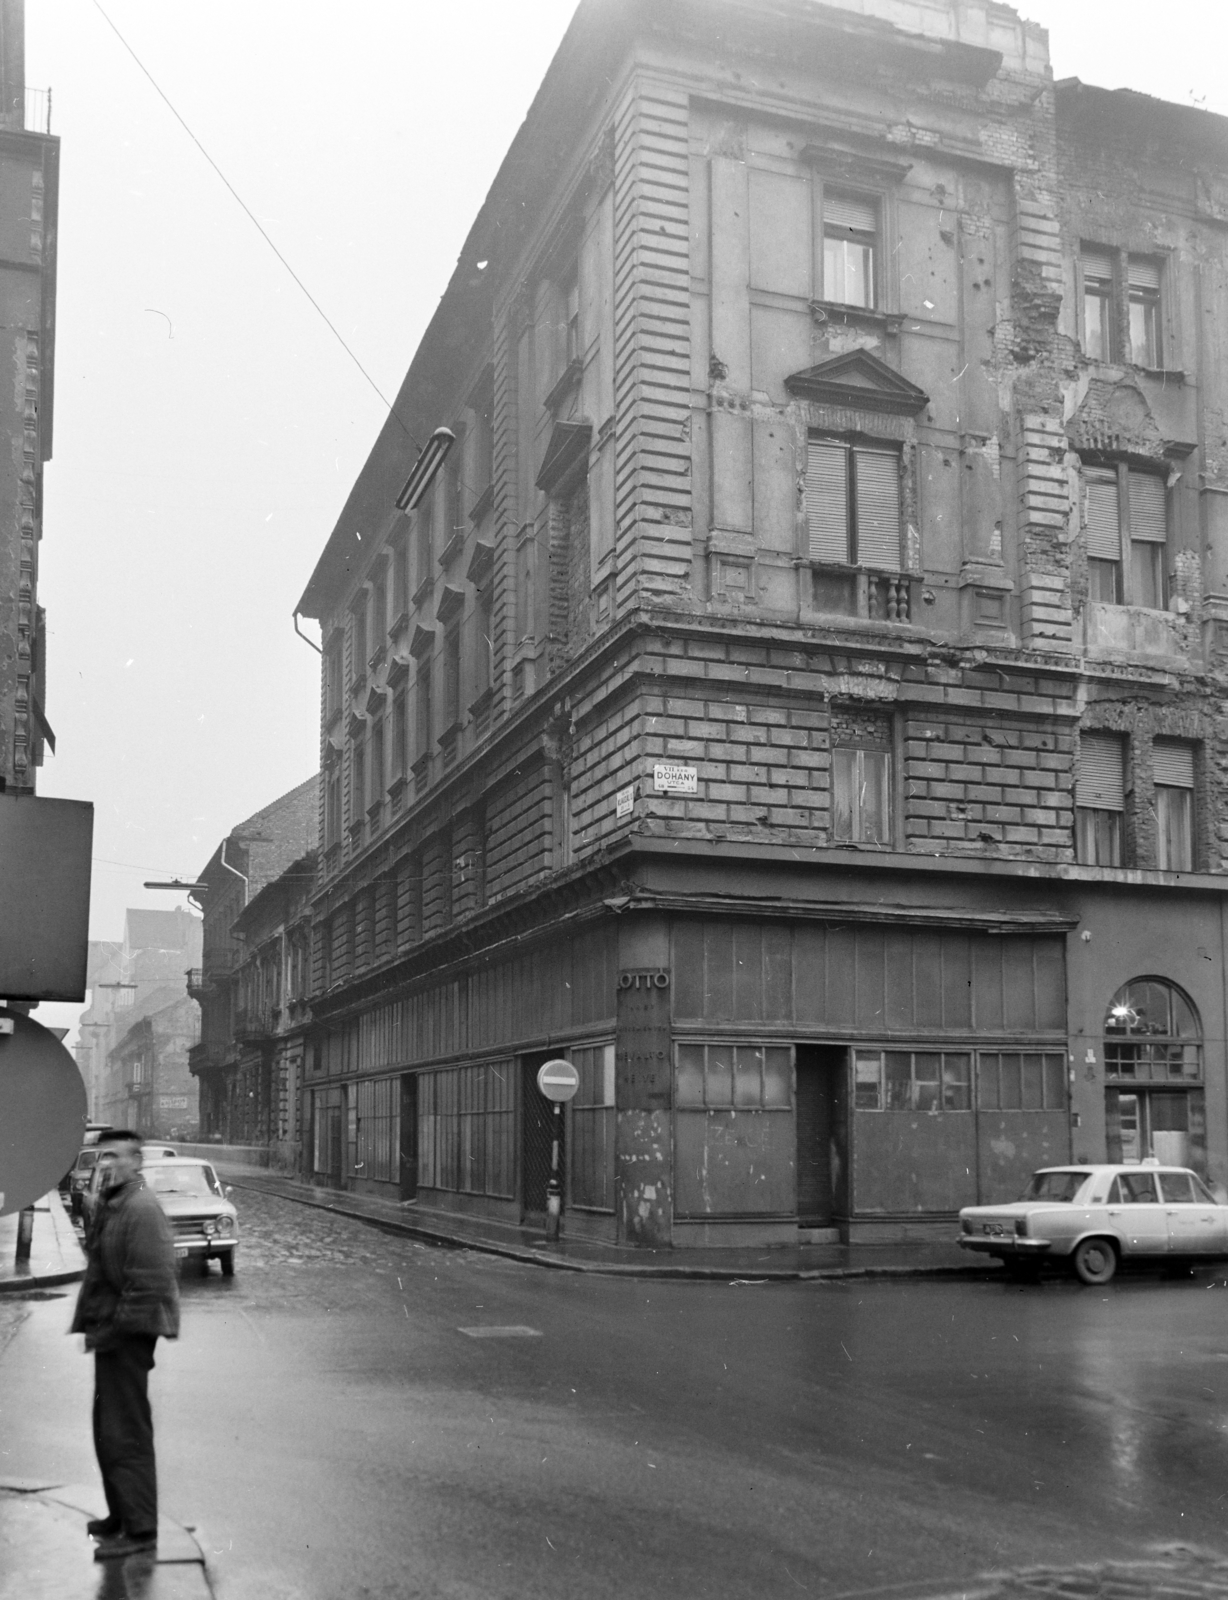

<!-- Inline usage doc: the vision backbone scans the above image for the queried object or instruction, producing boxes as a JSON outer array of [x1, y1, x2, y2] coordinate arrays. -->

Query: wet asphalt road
[[5, 1190, 1228, 1600]]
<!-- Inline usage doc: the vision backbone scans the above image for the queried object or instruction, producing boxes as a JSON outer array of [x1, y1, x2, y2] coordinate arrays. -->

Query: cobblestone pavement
[[909, 1546, 1228, 1599]]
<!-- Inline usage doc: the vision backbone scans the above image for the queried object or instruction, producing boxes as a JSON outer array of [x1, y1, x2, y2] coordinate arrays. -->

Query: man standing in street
[[70, 1128, 180, 1561]]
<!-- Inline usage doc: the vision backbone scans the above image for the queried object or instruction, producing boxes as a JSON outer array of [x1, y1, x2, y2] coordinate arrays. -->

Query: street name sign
[[536, 1058, 579, 1103]]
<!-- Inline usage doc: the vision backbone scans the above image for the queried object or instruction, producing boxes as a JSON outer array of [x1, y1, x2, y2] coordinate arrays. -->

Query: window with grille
[[832, 745, 891, 844], [823, 191, 877, 309], [1104, 977, 1202, 1083], [1075, 732, 1125, 866], [806, 438, 901, 568], [1083, 465, 1167, 609], [1153, 739, 1195, 871]]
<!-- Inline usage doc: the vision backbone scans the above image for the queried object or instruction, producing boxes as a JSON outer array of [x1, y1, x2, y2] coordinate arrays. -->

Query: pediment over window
[[408, 623, 435, 659], [1068, 378, 1194, 460], [536, 419, 592, 494], [365, 686, 386, 718], [436, 585, 465, 624], [785, 350, 929, 416]]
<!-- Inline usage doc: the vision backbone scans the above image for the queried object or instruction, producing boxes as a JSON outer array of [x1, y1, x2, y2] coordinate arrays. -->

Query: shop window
[[977, 1052, 1066, 1111], [675, 1043, 791, 1109], [832, 745, 891, 845], [417, 1061, 514, 1198], [806, 438, 901, 569], [1083, 464, 1167, 609], [569, 1042, 615, 1212], [1153, 740, 1195, 872], [822, 191, 877, 309], [1075, 732, 1126, 866], [1104, 977, 1201, 1083], [854, 1050, 971, 1112]]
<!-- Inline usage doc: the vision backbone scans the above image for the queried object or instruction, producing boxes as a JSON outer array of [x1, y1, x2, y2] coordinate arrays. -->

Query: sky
[[23, 0, 1228, 1039]]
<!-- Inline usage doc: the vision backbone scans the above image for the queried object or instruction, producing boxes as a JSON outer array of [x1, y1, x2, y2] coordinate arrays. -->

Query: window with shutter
[[853, 448, 901, 569], [806, 440, 849, 562], [1076, 732, 1126, 866], [1128, 256, 1161, 367], [1154, 739, 1195, 871], [1082, 464, 1168, 609], [1128, 470, 1166, 609], [806, 437, 902, 571], [1084, 469, 1121, 605], [823, 190, 876, 309], [1081, 246, 1115, 362]]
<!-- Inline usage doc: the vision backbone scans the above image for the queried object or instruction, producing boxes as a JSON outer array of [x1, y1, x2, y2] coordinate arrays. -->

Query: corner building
[[296, 0, 1228, 1246]]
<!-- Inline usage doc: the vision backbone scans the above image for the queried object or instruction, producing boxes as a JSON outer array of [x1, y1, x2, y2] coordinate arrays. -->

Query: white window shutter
[[1129, 472, 1167, 543], [806, 440, 849, 562], [1084, 471, 1121, 560], [853, 447, 901, 569], [1076, 733, 1125, 810], [1128, 256, 1161, 292], [1081, 247, 1114, 281], [1153, 740, 1194, 788]]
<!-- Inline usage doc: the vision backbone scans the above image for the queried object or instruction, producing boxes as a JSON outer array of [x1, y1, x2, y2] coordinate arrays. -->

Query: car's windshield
[[1022, 1170, 1089, 1203], [143, 1164, 222, 1198]]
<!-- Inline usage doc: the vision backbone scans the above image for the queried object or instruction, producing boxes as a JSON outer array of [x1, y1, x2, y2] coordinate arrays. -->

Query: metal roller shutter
[[1084, 470, 1121, 560], [853, 447, 901, 569], [1081, 247, 1114, 281], [1076, 733, 1125, 810], [1128, 256, 1161, 291], [806, 440, 848, 562], [1152, 740, 1194, 788], [824, 193, 876, 234]]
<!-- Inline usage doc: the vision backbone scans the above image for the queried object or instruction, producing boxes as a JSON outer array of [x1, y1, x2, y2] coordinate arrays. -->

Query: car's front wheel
[[1072, 1237, 1117, 1286]]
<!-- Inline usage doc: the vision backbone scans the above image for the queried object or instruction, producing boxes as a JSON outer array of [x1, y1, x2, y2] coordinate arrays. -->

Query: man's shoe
[[86, 1516, 121, 1538], [93, 1532, 158, 1561]]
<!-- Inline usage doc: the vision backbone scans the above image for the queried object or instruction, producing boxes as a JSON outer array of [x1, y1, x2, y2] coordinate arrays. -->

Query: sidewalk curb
[[0, 1267, 83, 1295], [226, 1178, 995, 1283]]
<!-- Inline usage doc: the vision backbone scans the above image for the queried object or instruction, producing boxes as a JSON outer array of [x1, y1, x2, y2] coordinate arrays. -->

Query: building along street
[[4, 1189, 1228, 1599]]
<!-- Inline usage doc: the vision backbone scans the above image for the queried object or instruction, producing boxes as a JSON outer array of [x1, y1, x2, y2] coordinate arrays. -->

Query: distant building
[[76, 909, 202, 1133], [294, 0, 1228, 1248], [0, 0, 57, 791], [188, 777, 317, 1148]]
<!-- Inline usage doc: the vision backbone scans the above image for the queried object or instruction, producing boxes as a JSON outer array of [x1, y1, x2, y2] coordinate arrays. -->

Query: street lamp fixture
[[395, 427, 456, 512]]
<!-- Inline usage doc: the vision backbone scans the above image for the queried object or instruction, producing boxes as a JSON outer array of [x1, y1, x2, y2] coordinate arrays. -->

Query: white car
[[141, 1158, 239, 1276], [958, 1163, 1228, 1284]]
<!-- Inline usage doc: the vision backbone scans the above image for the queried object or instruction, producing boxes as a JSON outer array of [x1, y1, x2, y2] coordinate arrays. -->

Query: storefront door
[[399, 1074, 418, 1201], [795, 1046, 846, 1226]]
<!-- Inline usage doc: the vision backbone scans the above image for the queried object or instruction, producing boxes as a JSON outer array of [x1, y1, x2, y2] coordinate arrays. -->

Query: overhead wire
[[90, 0, 421, 454]]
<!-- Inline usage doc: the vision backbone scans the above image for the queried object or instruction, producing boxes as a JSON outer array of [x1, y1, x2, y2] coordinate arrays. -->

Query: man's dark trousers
[[93, 1334, 158, 1535]]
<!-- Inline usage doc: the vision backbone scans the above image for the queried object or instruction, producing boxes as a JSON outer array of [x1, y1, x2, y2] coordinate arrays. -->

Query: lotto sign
[[653, 763, 697, 794], [536, 1059, 580, 1103]]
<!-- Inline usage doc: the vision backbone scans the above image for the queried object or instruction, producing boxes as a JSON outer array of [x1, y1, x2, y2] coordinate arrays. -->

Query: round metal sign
[[0, 1011, 88, 1216], [536, 1058, 580, 1103]]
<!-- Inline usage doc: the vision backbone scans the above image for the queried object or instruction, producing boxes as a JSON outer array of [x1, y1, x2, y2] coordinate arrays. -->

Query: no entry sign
[[536, 1058, 579, 1103], [0, 1011, 88, 1215]]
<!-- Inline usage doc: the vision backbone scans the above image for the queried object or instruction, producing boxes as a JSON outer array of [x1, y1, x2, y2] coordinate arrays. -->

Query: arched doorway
[[1103, 977, 1205, 1172]]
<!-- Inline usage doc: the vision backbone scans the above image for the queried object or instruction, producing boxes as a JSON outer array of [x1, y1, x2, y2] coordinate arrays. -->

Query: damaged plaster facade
[[294, 0, 1228, 1246], [0, 0, 56, 793]]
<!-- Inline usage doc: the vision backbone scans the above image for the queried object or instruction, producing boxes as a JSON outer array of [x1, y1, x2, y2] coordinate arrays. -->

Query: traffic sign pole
[[536, 1059, 579, 1244]]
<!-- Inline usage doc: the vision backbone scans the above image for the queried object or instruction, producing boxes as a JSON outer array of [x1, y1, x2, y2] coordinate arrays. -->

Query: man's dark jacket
[[71, 1178, 180, 1347]]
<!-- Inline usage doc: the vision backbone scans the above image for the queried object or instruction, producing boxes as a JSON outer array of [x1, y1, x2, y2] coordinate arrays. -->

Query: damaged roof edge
[[1055, 76, 1228, 159]]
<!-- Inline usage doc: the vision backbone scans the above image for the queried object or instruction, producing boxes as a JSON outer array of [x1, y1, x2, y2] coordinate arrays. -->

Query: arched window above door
[[1103, 977, 1201, 1082]]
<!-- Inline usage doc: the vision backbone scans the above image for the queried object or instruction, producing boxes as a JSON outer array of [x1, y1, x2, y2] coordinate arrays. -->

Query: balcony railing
[[232, 1007, 278, 1042]]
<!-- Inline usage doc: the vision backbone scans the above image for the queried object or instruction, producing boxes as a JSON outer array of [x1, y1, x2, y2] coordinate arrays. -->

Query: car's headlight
[[961, 1217, 973, 1233], [214, 1216, 235, 1236], [1015, 1218, 1030, 1237]]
